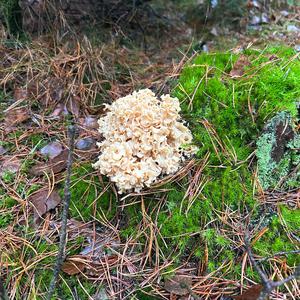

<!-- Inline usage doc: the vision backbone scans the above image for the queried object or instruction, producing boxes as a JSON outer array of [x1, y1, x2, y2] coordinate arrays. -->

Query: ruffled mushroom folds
[[93, 89, 198, 193]]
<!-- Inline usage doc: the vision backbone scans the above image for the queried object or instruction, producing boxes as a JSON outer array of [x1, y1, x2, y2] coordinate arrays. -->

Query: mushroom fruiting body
[[93, 89, 198, 193]]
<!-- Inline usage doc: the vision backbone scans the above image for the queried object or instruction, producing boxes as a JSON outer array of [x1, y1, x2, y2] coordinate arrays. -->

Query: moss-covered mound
[[62, 46, 299, 295], [166, 45, 300, 271], [125, 45, 300, 276]]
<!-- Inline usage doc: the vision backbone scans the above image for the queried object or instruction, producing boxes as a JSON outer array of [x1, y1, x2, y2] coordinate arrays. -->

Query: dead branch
[[244, 232, 300, 300], [47, 125, 76, 300]]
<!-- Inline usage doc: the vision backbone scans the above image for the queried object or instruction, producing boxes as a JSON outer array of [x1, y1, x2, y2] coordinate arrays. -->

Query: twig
[[244, 232, 300, 300], [47, 125, 76, 300], [258, 249, 300, 263], [184, 283, 201, 300]]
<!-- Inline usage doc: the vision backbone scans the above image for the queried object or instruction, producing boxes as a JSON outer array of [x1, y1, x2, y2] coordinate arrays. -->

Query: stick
[[244, 232, 300, 300], [47, 125, 76, 300]]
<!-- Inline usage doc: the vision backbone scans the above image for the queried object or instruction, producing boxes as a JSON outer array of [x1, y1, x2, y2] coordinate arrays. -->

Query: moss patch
[[151, 45, 300, 278], [65, 164, 117, 222]]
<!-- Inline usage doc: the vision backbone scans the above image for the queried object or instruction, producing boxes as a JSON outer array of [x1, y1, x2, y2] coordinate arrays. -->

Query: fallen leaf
[[75, 137, 95, 150], [287, 25, 299, 33], [164, 275, 193, 296], [31, 149, 68, 175], [61, 260, 85, 275], [247, 0, 261, 9], [261, 13, 269, 24], [66, 95, 81, 118], [40, 141, 63, 159], [62, 254, 119, 277], [49, 103, 69, 118], [0, 156, 21, 176], [232, 284, 263, 300], [47, 78, 64, 104], [249, 15, 261, 26], [82, 115, 98, 130], [0, 146, 7, 155], [94, 289, 109, 300], [29, 188, 61, 220], [280, 10, 289, 17], [230, 55, 251, 78], [210, 27, 218, 36], [4, 107, 30, 126]]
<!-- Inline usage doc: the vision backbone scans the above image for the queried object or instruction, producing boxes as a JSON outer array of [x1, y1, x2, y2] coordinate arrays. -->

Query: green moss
[[280, 205, 300, 233], [0, 213, 13, 228], [64, 164, 117, 222], [120, 46, 300, 284], [0, 196, 17, 209], [27, 133, 48, 149], [163, 45, 300, 277], [1, 170, 15, 183], [135, 290, 162, 300], [253, 214, 300, 265]]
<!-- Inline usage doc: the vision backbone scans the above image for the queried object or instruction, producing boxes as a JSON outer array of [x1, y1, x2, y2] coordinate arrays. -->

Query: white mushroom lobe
[[93, 89, 198, 193]]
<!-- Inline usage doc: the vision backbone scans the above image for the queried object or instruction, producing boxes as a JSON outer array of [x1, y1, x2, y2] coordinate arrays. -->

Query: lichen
[[256, 111, 299, 190]]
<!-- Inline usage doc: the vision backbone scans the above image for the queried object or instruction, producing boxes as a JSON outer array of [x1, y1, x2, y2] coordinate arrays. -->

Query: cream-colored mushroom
[[93, 89, 198, 193]]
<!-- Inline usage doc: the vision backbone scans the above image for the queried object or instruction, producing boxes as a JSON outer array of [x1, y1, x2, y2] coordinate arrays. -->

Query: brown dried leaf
[[40, 141, 64, 159], [164, 275, 193, 296], [66, 95, 81, 118], [31, 149, 68, 175], [230, 55, 250, 78], [49, 103, 68, 118], [232, 284, 263, 300], [62, 260, 85, 275], [0, 156, 21, 176], [80, 115, 99, 130], [61, 254, 119, 277], [4, 107, 30, 126], [29, 188, 61, 220], [0, 146, 7, 155]]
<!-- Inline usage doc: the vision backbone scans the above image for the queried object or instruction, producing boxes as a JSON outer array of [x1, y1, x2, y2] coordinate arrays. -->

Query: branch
[[258, 249, 300, 264], [244, 232, 300, 300], [47, 125, 76, 300]]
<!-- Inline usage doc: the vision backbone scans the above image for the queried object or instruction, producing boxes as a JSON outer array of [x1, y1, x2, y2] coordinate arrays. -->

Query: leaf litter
[[29, 188, 61, 221], [31, 149, 69, 175], [40, 141, 64, 159]]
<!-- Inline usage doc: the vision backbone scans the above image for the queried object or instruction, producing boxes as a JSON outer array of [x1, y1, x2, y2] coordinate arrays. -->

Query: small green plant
[[0, 213, 13, 228], [1, 170, 15, 183]]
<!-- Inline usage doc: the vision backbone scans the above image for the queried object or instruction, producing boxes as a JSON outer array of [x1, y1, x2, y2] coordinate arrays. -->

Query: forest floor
[[0, 3, 299, 300]]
